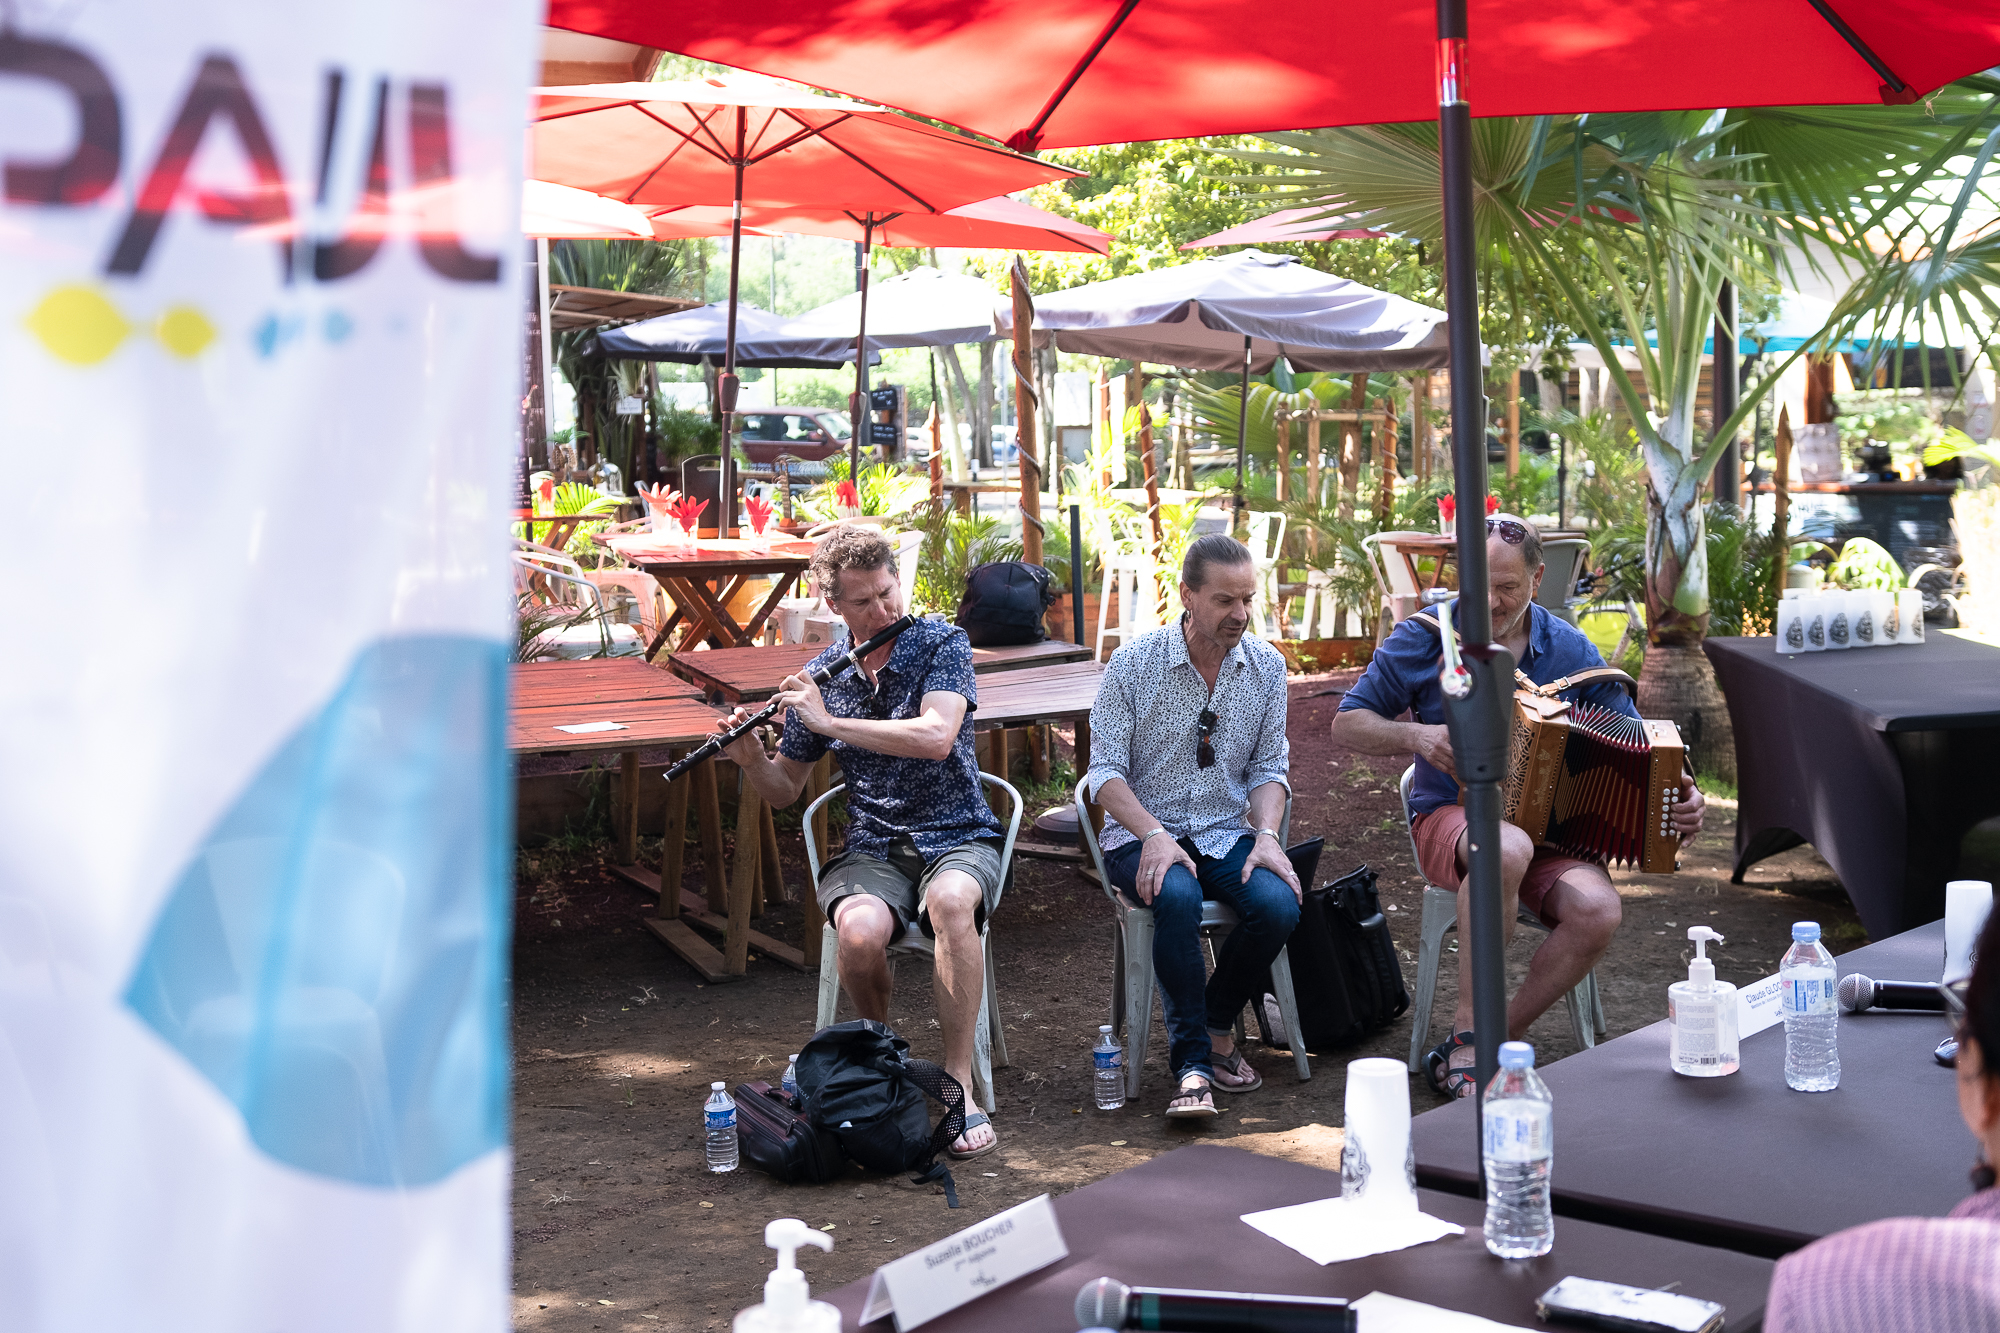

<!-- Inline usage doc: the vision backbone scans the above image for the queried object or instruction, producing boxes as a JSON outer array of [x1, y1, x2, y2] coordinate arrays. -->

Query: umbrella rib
[[812, 131, 941, 213], [1802, 0, 1910, 95], [1013, 0, 1144, 152], [743, 114, 850, 165]]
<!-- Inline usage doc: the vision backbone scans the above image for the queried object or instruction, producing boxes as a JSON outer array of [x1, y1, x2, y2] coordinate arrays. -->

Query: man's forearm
[[1246, 781, 1288, 836], [816, 713, 954, 761], [739, 744, 809, 808], [1092, 777, 1163, 842], [1333, 707, 1430, 757]]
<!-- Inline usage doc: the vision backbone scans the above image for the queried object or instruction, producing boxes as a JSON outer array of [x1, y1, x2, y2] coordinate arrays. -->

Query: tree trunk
[[975, 344, 996, 469], [940, 346, 977, 482], [1641, 466, 1736, 783], [935, 347, 969, 483], [1636, 642, 1736, 785]]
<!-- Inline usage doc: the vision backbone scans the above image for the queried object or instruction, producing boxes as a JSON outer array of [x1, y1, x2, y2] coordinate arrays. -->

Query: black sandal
[[1424, 1030, 1478, 1099]]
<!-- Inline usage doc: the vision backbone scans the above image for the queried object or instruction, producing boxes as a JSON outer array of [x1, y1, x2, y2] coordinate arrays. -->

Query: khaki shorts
[[817, 836, 1005, 942], [1410, 804, 1602, 926]]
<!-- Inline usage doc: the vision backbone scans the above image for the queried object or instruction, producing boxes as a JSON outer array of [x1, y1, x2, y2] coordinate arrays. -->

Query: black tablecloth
[[823, 1145, 1775, 1332], [1411, 921, 1975, 1259], [1705, 634, 2000, 935]]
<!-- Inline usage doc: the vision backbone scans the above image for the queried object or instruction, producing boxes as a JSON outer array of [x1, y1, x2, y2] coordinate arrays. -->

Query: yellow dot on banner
[[155, 305, 217, 358], [25, 285, 130, 365]]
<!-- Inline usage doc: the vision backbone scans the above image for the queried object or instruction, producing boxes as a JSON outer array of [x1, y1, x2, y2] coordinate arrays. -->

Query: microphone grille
[[1075, 1278, 1128, 1329], [1837, 972, 1873, 1012]]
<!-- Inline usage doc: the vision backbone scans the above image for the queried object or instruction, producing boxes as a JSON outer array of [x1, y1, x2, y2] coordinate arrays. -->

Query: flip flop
[[1424, 1030, 1479, 1100], [1209, 1048, 1264, 1094], [1165, 1075, 1218, 1120], [946, 1109, 998, 1162]]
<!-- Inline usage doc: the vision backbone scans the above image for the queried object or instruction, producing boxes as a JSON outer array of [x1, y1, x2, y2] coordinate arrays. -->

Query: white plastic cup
[[1896, 589, 1926, 644], [1823, 591, 1853, 651], [1946, 881, 1993, 986], [776, 596, 820, 645], [1854, 590, 1892, 648], [1775, 597, 1808, 654], [1800, 592, 1828, 652], [1341, 1057, 1417, 1212]]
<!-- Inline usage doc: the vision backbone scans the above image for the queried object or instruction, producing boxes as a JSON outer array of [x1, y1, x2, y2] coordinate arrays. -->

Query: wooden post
[[803, 755, 833, 969], [616, 750, 640, 866], [759, 801, 783, 906], [1010, 258, 1044, 566], [695, 758, 727, 914], [1029, 724, 1051, 784], [1141, 401, 1166, 622], [1173, 391, 1192, 489], [1274, 412, 1291, 502], [725, 782, 762, 975], [928, 401, 944, 505], [1505, 370, 1521, 477], [1772, 405, 1793, 608], [1375, 398, 1398, 526], [1305, 414, 1323, 560], [1414, 372, 1431, 483], [659, 757, 690, 920]]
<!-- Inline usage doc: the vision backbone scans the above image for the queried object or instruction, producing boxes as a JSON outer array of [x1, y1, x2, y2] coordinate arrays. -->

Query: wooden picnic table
[[509, 669, 802, 985], [966, 658, 1106, 795], [666, 637, 1095, 703], [600, 533, 815, 656], [515, 510, 599, 554]]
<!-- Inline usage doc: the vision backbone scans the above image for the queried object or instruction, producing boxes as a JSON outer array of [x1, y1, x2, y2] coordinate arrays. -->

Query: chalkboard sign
[[867, 384, 906, 452]]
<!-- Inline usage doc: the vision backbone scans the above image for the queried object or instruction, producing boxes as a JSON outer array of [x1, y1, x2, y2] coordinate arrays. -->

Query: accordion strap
[[1404, 612, 1639, 703]]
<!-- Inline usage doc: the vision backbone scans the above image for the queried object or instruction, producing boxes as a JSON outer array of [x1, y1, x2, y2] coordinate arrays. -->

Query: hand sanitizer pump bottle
[[735, 1220, 840, 1333], [1669, 926, 1740, 1076]]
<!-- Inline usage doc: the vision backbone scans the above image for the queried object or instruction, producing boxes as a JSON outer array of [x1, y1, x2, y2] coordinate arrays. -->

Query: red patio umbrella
[[1182, 204, 1385, 249], [531, 77, 1076, 524], [546, 0, 2000, 1123]]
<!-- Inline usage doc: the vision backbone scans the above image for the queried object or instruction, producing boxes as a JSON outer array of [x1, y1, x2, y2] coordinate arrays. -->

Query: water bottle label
[[1093, 1048, 1123, 1071], [1784, 973, 1836, 1016], [706, 1108, 735, 1132], [1483, 1106, 1552, 1163]]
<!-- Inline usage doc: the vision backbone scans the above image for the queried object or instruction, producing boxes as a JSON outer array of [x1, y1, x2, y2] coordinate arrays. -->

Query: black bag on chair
[[955, 561, 1055, 647], [1256, 862, 1410, 1053]]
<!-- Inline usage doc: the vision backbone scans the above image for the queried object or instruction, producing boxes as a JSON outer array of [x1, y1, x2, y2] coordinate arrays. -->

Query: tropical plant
[[802, 460, 929, 520], [1227, 86, 2000, 777], [908, 508, 1021, 615], [1529, 408, 1649, 535], [1825, 537, 1907, 591], [1924, 427, 2000, 478]]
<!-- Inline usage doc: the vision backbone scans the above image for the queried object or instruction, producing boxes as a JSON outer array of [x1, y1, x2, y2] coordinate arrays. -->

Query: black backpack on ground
[[795, 1020, 968, 1207], [1256, 862, 1410, 1053], [732, 1080, 845, 1185], [955, 561, 1054, 647]]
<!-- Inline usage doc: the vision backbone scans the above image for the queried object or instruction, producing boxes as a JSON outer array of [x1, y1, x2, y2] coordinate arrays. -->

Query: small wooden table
[[967, 659, 1106, 793], [515, 510, 598, 554], [509, 669, 797, 984], [666, 638, 1095, 704], [601, 534, 815, 656]]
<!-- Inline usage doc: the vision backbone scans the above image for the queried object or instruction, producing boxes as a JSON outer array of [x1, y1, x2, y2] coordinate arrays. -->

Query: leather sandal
[[1165, 1074, 1218, 1119], [1209, 1048, 1264, 1093], [1424, 1030, 1479, 1100]]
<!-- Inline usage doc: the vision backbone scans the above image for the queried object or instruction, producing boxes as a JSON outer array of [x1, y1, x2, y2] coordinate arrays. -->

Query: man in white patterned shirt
[[1086, 535, 1300, 1120]]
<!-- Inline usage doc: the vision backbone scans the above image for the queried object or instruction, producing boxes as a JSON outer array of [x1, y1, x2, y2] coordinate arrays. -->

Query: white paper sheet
[[1351, 1291, 1520, 1331], [1240, 1197, 1464, 1265], [554, 721, 628, 734]]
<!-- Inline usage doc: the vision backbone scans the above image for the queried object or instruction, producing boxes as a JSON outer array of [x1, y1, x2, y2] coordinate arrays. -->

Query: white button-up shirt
[[1084, 617, 1292, 857]]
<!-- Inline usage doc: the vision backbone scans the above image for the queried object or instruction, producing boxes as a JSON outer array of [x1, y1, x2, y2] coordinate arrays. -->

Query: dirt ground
[[508, 671, 1865, 1332]]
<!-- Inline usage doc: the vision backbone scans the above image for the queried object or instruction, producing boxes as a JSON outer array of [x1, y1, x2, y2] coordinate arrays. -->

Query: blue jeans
[[1105, 834, 1300, 1084]]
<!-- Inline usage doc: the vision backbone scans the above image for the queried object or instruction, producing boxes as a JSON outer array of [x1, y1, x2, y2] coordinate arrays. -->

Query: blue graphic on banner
[[125, 636, 511, 1188]]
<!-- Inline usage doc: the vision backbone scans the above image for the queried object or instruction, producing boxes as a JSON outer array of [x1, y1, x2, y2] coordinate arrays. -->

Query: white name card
[[859, 1194, 1068, 1330], [554, 720, 627, 734], [1737, 972, 1784, 1039]]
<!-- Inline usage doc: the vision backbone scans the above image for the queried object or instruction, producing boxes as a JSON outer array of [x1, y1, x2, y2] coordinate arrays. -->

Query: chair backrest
[[1243, 510, 1286, 561], [1536, 537, 1593, 622], [803, 774, 1024, 916], [1101, 552, 1157, 638], [680, 453, 723, 518], [892, 530, 923, 610], [1073, 775, 1291, 906], [1362, 533, 1426, 598], [511, 552, 604, 611]]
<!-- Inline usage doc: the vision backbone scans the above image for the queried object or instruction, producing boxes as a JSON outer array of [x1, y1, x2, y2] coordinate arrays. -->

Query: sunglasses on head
[[1196, 708, 1218, 769], [1487, 518, 1529, 546]]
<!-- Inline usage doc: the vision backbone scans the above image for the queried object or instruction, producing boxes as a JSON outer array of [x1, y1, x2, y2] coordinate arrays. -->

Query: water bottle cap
[[711, 1081, 726, 1090], [1498, 1041, 1535, 1069], [1791, 921, 1821, 942], [1099, 1024, 1113, 1034], [787, 1054, 798, 1061]]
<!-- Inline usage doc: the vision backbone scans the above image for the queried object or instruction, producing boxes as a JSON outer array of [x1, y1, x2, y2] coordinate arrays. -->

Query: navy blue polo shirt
[[1339, 601, 1640, 817]]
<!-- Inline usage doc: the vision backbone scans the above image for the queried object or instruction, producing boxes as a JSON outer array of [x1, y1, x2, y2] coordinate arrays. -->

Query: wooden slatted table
[[666, 637, 1094, 703], [599, 534, 815, 656], [510, 677, 802, 984]]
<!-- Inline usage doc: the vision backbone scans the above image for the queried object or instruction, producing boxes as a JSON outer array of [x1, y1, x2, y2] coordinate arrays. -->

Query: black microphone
[[1076, 1278, 1354, 1333], [1837, 973, 1948, 1013]]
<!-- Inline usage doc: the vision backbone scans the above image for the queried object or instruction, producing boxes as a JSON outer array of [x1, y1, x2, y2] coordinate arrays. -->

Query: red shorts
[[1409, 804, 1601, 926]]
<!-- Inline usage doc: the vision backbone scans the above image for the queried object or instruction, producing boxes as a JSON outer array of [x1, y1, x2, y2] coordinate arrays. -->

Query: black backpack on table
[[955, 560, 1055, 647]]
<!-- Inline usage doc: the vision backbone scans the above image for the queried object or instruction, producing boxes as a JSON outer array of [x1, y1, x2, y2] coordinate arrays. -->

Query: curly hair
[[810, 526, 896, 604]]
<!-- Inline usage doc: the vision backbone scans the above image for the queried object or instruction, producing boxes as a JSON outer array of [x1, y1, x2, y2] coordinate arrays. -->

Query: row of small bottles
[[1668, 921, 1839, 1090]]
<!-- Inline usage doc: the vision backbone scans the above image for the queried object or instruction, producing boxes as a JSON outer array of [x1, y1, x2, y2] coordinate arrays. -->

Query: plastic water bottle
[[1782, 921, 1840, 1091], [1092, 1025, 1125, 1110], [781, 1054, 800, 1106], [705, 1082, 739, 1172], [1482, 1041, 1554, 1259]]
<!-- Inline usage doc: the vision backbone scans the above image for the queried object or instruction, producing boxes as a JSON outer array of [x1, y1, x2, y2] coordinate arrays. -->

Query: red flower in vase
[[1437, 495, 1502, 522], [834, 480, 861, 510]]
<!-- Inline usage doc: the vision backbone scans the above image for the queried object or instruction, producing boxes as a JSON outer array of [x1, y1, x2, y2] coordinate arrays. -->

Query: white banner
[[0, 5, 536, 1330]]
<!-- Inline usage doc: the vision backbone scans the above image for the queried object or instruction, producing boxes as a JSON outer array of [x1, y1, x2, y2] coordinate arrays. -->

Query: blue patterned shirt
[[777, 616, 1002, 861], [1339, 601, 1640, 818]]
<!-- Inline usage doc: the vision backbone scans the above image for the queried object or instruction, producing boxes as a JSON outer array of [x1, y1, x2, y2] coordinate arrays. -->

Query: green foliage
[[909, 508, 1021, 615], [653, 404, 720, 463], [1826, 537, 1906, 591], [1491, 454, 1558, 519], [1702, 505, 1782, 637], [1923, 427, 2000, 476], [801, 461, 930, 520], [1531, 408, 1650, 534], [1833, 390, 1941, 450]]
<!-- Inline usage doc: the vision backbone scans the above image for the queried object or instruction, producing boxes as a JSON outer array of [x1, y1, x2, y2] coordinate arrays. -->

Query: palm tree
[[548, 238, 699, 482], [1226, 85, 2000, 778]]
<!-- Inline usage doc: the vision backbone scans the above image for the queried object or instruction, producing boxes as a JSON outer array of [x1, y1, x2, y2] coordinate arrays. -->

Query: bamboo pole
[[1010, 257, 1044, 566], [928, 401, 943, 505], [1375, 397, 1398, 526], [1505, 370, 1521, 477], [1772, 405, 1793, 608], [1275, 412, 1291, 502], [1305, 414, 1322, 560], [1414, 372, 1431, 482]]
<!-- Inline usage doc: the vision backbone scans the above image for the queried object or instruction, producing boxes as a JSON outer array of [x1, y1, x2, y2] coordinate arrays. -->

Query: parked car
[[734, 407, 852, 465]]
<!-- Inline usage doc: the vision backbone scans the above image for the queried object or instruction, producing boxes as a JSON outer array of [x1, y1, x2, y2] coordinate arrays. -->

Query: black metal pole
[[719, 111, 745, 537], [1714, 279, 1740, 508], [1233, 334, 1252, 530], [1437, 0, 1515, 1194], [1070, 503, 1085, 647], [852, 229, 872, 483], [1556, 433, 1567, 530]]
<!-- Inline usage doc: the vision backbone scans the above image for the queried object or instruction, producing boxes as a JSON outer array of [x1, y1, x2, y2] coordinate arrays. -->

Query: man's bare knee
[[835, 898, 896, 953], [1552, 873, 1621, 948], [1497, 824, 1537, 884], [924, 874, 982, 936]]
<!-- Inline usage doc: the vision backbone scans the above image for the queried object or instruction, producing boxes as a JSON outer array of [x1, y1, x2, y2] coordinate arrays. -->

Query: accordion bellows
[[1503, 691, 1687, 873]]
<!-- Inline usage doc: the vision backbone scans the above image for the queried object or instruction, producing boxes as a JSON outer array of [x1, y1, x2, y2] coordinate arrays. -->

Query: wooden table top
[[667, 638, 1094, 702], [601, 533, 815, 576], [509, 697, 725, 755], [512, 659, 703, 708], [969, 659, 1104, 729]]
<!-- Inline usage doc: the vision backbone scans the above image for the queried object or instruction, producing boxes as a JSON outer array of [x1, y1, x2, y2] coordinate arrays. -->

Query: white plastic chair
[[805, 774, 1022, 1115], [1360, 531, 1440, 642], [1535, 537, 1593, 627], [1094, 551, 1158, 662], [512, 548, 646, 659], [1398, 765, 1604, 1071], [1242, 510, 1287, 637], [1075, 778, 1312, 1100], [891, 530, 923, 612], [1297, 568, 1338, 641]]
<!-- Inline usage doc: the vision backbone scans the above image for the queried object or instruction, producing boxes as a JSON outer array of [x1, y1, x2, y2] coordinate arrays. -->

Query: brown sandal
[[1209, 1048, 1264, 1093], [1165, 1074, 1218, 1119]]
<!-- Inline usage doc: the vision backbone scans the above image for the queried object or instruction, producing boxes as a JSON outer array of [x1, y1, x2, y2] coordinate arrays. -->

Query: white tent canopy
[[782, 266, 1008, 348]]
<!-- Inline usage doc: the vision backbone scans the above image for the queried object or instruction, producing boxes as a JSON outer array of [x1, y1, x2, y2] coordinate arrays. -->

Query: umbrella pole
[[1436, 0, 1512, 1193], [1234, 334, 1251, 533], [719, 115, 746, 539], [851, 225, 873, 484]]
